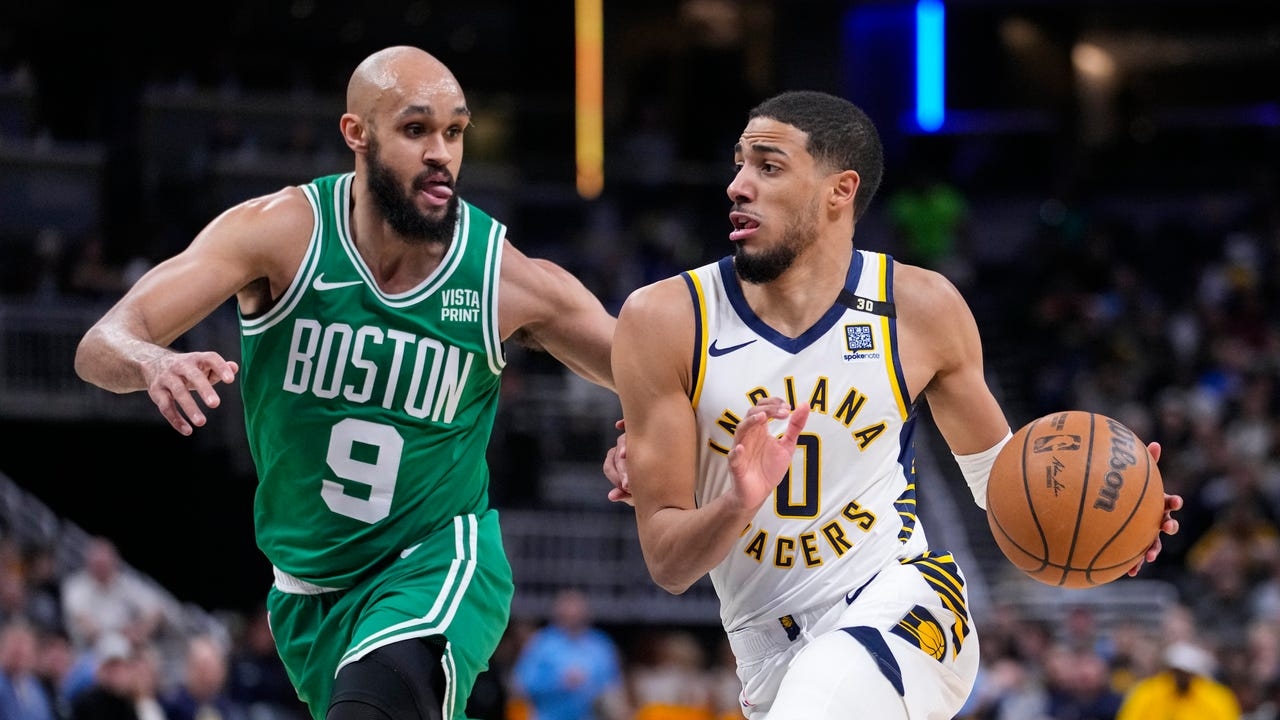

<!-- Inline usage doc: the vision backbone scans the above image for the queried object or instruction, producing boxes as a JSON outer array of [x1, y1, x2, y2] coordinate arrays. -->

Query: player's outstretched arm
[[898, 264, 1010, 458], [498, 240, 616, 391], [75, 188, 310, 435]]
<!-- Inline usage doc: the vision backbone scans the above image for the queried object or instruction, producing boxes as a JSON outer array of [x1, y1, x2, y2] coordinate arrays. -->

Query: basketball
[[985, 410, 1164, 589]]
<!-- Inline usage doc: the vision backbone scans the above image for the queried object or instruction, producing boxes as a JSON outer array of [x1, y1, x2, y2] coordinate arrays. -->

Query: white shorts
[[726, 552, 979, 720]]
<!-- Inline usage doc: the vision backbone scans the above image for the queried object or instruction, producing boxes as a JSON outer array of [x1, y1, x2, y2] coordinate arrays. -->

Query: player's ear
[[830, 170, 860, 210], [340, 113, 368, 152]]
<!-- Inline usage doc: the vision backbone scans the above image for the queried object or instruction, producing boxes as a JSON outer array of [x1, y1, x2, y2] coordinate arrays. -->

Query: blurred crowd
[[0, 534, 306, 720]]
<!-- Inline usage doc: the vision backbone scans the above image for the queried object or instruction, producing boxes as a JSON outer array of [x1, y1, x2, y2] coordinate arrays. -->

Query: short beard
[[733, 242, 797, 284], [366, 137, 459, 244], [732, 198, 819, 284]]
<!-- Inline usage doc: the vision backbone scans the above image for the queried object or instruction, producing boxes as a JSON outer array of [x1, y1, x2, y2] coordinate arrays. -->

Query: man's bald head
[[346, 45, 464, 119]]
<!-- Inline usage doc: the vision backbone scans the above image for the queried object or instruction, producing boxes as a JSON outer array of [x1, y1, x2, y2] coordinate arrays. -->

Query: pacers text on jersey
[[706, 376, 895, 570], [282, 318, 473, 423]]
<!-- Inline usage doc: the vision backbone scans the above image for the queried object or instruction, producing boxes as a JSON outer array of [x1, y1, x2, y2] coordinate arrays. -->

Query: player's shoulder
[[892, 259, 969, 316], [193, 185, 316, 270], [619, 274, 691, 322], [625, 258, 720, 309], [239, 184, 315, 223], [212, 184, 314, 235]]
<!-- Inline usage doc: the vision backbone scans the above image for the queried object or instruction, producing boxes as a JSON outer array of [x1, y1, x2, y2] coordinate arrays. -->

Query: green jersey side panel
[[239, 172, 507, 587]]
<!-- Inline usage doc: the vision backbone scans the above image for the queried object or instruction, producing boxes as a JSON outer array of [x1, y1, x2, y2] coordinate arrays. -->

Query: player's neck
[[350, 223, 449, 293], [742, 245, 853, 338]]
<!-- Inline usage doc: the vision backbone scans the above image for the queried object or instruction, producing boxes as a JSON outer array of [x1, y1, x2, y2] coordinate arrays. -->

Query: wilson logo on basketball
[[1094, 420, 1140, 512], [1032, 435, 1081, 452]]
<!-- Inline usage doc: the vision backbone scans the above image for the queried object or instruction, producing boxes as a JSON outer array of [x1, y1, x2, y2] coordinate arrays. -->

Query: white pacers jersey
[[684, 250, 933, 634]]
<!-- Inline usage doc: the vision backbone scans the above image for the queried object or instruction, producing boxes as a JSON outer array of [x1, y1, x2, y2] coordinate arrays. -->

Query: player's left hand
[[1127, 441, 1183, 577], [603, 419, 633, 506]]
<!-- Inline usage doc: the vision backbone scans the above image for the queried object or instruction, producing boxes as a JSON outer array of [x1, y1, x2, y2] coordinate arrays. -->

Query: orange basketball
[[986, 410, 1164, 589]]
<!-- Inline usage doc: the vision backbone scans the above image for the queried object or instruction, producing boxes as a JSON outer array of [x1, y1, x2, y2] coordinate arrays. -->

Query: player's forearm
[[547, 315, 616, 391], [75, 320, 170, 393], [640, 500, 752, 594]]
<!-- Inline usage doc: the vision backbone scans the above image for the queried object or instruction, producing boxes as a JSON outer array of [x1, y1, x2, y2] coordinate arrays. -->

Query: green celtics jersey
[[240, 172, 507, 588]]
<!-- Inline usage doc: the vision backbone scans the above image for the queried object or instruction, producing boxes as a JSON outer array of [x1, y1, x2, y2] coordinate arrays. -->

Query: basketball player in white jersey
[[603, 90, 1183, 719]]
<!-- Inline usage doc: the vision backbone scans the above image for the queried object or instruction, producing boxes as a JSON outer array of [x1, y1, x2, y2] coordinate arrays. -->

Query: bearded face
[[732, 194, 820, 284], [366, 134, 460, 244]]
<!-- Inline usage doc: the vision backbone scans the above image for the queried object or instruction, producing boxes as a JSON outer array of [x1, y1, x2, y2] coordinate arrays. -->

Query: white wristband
[[952, 429, 1013, 510]]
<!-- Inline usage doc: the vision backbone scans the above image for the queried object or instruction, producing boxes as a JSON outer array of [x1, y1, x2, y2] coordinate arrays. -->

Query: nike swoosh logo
[[312, 274, 364, 291], [708, 339, 757, 357], [400, 543, 422, 559]]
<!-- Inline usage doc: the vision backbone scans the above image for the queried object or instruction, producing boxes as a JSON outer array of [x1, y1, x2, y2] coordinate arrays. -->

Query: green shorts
[[266, 509, 515, 719]]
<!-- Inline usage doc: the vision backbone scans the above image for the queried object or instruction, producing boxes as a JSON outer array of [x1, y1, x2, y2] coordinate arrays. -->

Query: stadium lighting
[[575, 0, 605, 199], [916, 0, 945, 132]]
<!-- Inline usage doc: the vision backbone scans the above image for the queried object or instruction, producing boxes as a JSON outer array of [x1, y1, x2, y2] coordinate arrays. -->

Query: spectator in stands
[[57, 634, 102, 709], [707, 638, 743, 720], [69, 631, 142, 720], [159, 633, 239, 720], [511, 588, 625, 720], [60, 536, 166, 652], [1185, 495, 1280, 648], [1044, 646, 1125, 720], [1161, 603, 1200, 647], [496, 618, 538, 720], [0, 536, 23, 580], [627, 630, 712, 720], [225, 605, 306, 720], [33, 628, 76, 719], [956, 617, 1056, 720], [0, 618, 58, 720], [955, 651, 1047, 720], [1116, 640, 1241, 720], [0, 564, 31, 624], [30, 226, 69, 302], [21, 542, 65, 636], [65, 229, 127, 300], [1105, 618, 1162, 696], [1219, 620, 1280, 720], [1062, 604, 1118, 663], [131, 641, 168, 720], [462, 616, 527, 720]]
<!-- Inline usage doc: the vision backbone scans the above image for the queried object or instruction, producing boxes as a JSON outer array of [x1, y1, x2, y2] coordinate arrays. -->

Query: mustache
[[414, 168, 455, 189]]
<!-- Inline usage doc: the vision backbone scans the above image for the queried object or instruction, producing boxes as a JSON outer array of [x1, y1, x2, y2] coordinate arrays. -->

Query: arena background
[[0, 0, 1277, 643]]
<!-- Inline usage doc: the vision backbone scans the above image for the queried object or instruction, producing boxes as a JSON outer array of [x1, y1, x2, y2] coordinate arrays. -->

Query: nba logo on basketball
[[1032, 435, 1081, 452]]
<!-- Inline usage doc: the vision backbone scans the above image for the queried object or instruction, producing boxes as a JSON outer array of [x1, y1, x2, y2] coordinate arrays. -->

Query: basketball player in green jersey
[[75, 46, 615, 720]]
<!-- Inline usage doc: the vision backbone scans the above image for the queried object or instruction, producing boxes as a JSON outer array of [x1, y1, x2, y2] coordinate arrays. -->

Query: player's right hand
[[603, 419, 633, 506], [726, 397, 810, 513], [143, 351, 240, 436]]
